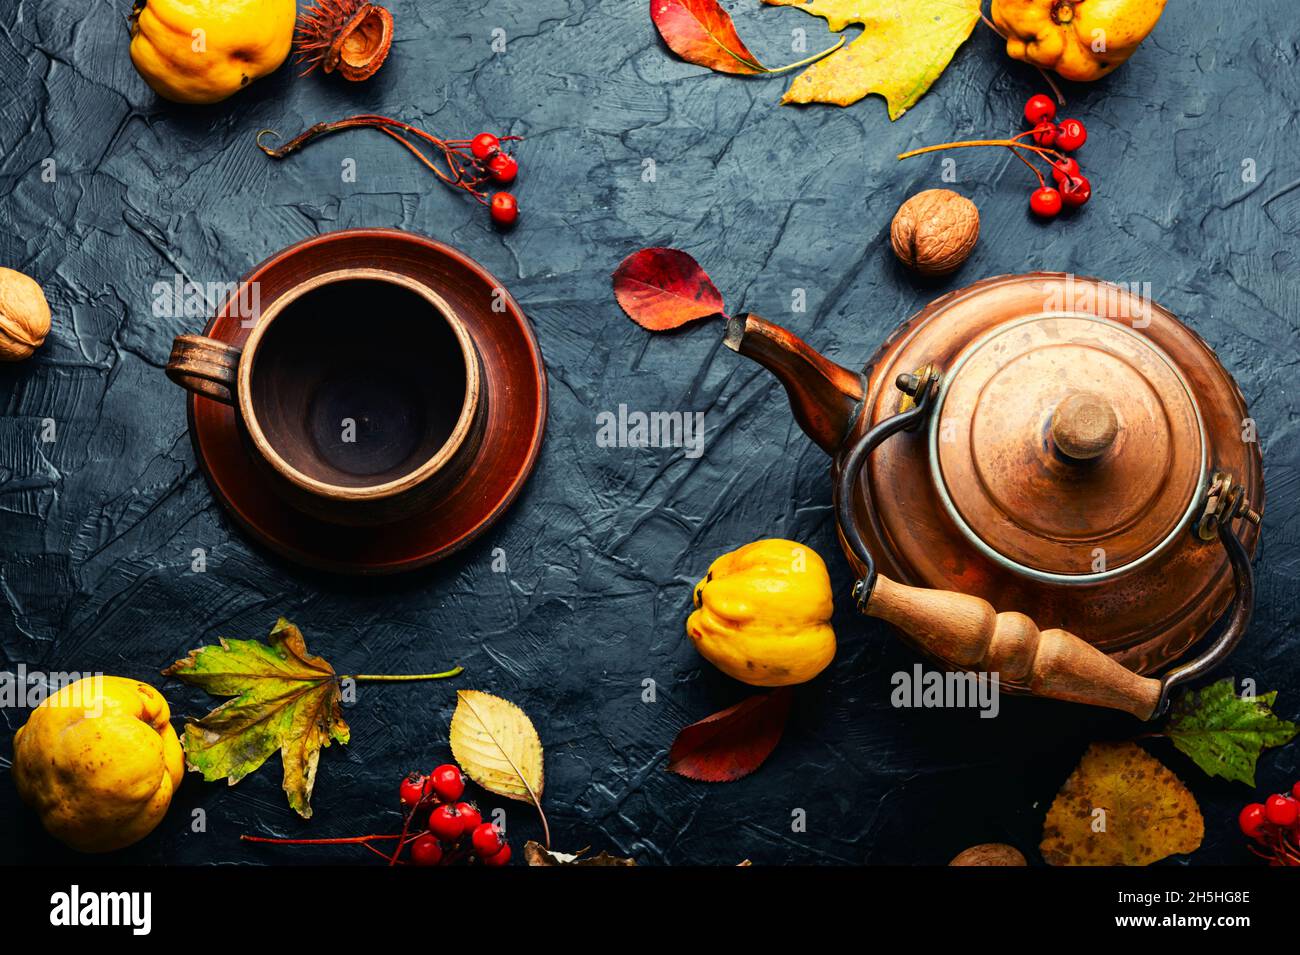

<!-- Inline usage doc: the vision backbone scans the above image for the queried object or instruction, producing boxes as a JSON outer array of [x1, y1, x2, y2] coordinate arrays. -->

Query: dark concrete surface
[[0, 0, 1296, 866]]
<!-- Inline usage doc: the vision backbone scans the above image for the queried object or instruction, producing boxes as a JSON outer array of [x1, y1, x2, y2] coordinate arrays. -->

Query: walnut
[[949, 843, 1027, 866], [0, 267, 51, 361], [890, 189, 980, 277]]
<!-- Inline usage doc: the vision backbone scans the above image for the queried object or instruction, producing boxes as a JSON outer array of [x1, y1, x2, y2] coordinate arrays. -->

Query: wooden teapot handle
[[864, 574, 1161, 719], [835, 369, 1256, 721]]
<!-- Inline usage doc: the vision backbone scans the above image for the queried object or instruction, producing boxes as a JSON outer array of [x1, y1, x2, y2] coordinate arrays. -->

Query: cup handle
[[166, 335, 241, 406]]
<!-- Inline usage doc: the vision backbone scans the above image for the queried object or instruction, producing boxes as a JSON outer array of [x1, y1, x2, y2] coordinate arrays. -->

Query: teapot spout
[[724, 313, 864, 455]]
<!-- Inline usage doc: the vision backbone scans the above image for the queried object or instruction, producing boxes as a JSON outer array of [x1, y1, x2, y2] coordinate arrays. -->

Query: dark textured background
[[0, 0, 1296, 866]]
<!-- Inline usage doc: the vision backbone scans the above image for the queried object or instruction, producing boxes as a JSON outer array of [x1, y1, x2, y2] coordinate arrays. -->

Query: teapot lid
[[930, 312, 1206, 581]]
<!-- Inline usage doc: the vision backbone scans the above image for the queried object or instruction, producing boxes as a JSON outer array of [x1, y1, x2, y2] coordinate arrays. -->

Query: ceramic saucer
[[186, 229, 547, 574]]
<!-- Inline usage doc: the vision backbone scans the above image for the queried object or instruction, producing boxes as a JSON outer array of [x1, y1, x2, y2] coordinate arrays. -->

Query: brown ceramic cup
[[166, 268, 486, 526]]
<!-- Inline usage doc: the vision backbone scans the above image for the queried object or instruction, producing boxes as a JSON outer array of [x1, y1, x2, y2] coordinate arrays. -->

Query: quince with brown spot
[[129, 0, 297, 104], [13, 677, 184, 852], [688, 539, 837, 687]]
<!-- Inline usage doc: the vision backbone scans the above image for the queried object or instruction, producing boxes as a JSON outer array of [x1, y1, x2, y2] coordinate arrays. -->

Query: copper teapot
[[727, 273, 1262, 719]]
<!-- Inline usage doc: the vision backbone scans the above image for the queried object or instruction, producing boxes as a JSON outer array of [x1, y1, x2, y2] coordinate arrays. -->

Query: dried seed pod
[[890, 189, 980, 277], [0, 267, 51, 362], [296, 0, 394, 82], [949, 843, 1027, 866]]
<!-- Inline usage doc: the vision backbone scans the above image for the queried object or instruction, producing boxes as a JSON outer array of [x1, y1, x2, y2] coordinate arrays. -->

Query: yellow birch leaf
[[450, 689, 545, 804], [1040, 741, 1204, 866], [764, 0, 980, 118]]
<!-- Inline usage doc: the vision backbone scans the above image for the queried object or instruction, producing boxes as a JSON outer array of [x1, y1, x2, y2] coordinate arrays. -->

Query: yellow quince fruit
[[129, 0, 298, 105], [687, 539, 836, 687], [991, 0, 1168, 82], [12, 676, 184, 853]]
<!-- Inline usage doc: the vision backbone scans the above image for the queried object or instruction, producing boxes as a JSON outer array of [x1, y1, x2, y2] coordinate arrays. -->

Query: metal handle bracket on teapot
[[836, 368, 1257, 720]]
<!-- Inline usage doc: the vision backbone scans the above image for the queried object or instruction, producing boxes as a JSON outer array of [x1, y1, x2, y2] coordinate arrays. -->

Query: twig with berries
[[241, 761, 513, 866], [257, 115, 522, 228], [1239, 782, 1300, 866], [898, 94, 1091, 220]]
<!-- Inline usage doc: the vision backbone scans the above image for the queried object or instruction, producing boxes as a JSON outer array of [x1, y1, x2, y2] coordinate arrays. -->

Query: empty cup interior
[[249, 278, 468, 489]]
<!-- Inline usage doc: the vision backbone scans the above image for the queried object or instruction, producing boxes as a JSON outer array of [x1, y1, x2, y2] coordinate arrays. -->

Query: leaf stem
[[341, 667, 464, 682], [764, 35, 846, 75], [717, 43, 767, 73], [535, 800, 552, 851]]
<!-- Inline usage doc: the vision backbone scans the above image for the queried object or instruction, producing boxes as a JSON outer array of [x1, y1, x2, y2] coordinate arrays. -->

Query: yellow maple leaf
[[765, 0, 981, 118], [1040, 741, 1204, 866]]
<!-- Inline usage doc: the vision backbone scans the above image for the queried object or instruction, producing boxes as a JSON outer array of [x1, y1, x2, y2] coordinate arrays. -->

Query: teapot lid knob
[[1050, 392, 1119, 461]]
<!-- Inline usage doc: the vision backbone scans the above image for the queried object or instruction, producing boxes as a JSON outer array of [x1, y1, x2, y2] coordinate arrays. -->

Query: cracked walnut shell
[[0, 267, 51, 361], [890, 189, 980, 277]]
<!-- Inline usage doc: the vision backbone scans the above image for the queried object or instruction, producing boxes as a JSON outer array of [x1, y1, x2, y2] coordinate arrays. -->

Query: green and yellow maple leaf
[[164, 618, 462, 818], [163, 618, 350, 819], [765, 0, 981, 118], [1163, 678, 1298, 786]]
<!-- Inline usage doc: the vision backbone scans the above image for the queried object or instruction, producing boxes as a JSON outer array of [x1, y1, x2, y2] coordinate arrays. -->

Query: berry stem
[[1008, 145, 1046, 188], [257, 116, 521, 214], [240, 831, 426, 847], [389, 791, 438, 866], [375, 128, 463, 188], [897, 139, 1060, 162], [362, 841, 405, 863], [242, 830, 426, 864], [1245, 826, 1300, 865], [241, 833, 408, 845]]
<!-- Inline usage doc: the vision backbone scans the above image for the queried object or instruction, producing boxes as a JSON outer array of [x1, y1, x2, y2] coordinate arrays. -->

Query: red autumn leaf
[[668, 688, 793, 782], [649, 0, 767, 76], [612, 247, 726, 331]]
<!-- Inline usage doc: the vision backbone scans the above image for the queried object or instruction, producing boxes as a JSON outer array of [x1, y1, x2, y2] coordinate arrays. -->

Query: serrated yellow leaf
[[450, 690, 545, 805], [765, 0, 980, 118]]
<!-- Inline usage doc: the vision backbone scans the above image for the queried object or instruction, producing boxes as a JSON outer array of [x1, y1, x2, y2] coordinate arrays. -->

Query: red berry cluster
[[258, 116, 521, 228], [896, 93, 1092, 221], [1238, 781, 1300, 865], [1020, 95, 1090, 219], [400, 764, 512, 866], [241, 759, 512, 864], [465, 133, 521, 227]]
